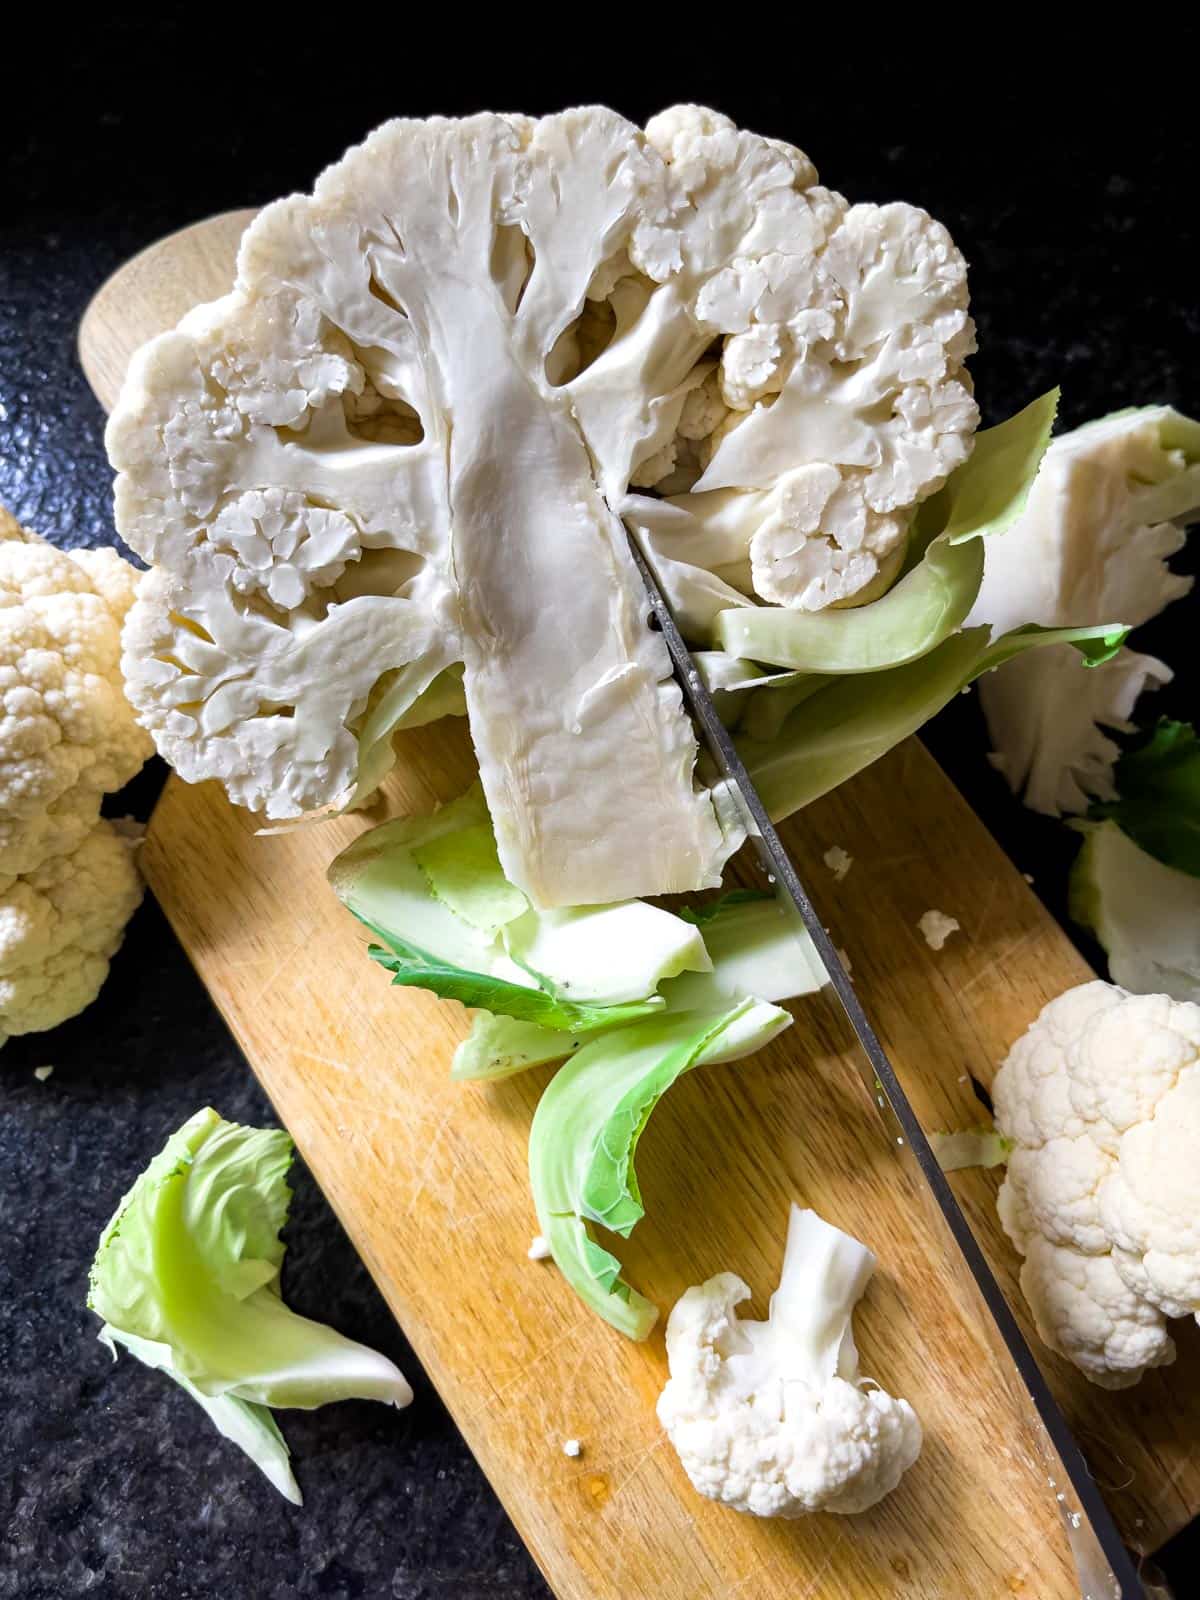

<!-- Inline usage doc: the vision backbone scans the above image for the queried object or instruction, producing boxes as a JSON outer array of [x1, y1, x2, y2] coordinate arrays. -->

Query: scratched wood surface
[[79, 212, 1200, 1598]]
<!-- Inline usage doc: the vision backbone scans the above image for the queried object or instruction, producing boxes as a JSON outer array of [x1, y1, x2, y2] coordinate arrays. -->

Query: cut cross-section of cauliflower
[[993, 981, 1200, 1387], [109, 105, 976, 909], [655, 188, 977, 612], [657, 1204, 921, 1516]]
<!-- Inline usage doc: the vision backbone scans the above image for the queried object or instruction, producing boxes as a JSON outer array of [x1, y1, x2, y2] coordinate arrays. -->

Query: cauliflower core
[[993, 981, 1200, 1388], [657, 1205, 921, 1516], [0, 509, 150, 1040], [110, 106, 976, 909]]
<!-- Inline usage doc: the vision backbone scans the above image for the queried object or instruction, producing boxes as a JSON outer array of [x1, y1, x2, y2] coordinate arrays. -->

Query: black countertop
[[2, 36, 1197, 1600]]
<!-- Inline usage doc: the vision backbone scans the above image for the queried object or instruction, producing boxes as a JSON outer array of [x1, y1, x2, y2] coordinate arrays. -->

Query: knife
[[627, 533, 1147, 1600]]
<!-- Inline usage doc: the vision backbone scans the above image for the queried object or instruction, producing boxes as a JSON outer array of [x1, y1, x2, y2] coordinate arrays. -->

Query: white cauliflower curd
[[0, 821, 143, 1042], [109, 105, 977, 908], [993, 980, 1200, 1388], [657, 1204, 921, 1516], [0, 508, 149, 1039]]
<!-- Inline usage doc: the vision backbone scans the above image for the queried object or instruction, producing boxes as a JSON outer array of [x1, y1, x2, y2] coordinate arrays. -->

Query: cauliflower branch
[[109, 105, 977, 908], [969, 406, 1200, 814], [993, 981, 1200, 1387], [657, 1204, 921, 1516]]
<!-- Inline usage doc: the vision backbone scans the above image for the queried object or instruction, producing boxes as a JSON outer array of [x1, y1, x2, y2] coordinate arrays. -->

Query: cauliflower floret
[[110, 105, 976, 908], [0, 509, 150, 1038], [0, 819, 143, 1043], [657, 1205, 921, 1516], [207, 488, 365, 610], [993, 981, 1200, 1387], [0, 508, 152, 877]]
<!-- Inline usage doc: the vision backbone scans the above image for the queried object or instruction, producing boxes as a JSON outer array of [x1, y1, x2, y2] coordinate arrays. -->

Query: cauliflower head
[[993, 980, 1200, 1387], [0, 507, 152, 875], [657, 1205, 921, 1516], [969, 406, 1199, 815], [0, 818, 143, 1043], [109, 105, 975, 909]]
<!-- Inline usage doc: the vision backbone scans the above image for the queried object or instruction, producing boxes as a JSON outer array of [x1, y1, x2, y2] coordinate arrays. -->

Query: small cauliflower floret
[[993, 981, 1200, 1387], [657, 1205, 921, 1516], [0, 508, 152, 874], [110, 105, 976, 906], [969, 406, 1200, 814], [0, 820, 143, 1043]]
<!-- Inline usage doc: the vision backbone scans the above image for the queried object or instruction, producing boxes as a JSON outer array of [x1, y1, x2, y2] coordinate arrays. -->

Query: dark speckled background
[[2, 29, 1197, 1599]]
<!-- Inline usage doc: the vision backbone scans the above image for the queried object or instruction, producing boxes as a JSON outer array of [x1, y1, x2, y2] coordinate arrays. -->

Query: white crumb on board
[[1022, 873, 1035, 885], [527, 1234, 552, 1261], [33, 1065, 54, 1082], [918, 910, 961, 951], [823, 845, 853, 882], [562, 1438, 583, 1458]]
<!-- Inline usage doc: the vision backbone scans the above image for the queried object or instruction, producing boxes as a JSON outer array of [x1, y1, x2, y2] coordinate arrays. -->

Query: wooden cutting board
[[79, 213, 1200, 1598]]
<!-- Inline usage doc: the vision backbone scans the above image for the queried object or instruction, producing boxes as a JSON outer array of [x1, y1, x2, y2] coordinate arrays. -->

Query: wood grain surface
[[80, 212, 1200, 1598]]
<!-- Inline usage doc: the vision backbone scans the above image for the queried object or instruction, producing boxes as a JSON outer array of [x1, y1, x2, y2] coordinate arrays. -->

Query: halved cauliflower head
[[993, 980, 1200, 1387], [657, 1205, 921, 1516], [109, 105, 976, 908]]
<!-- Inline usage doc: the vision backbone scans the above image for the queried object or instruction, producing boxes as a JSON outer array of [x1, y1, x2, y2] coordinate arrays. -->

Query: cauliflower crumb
[[33, 1064, 53, 1082], [918, 910, 960, 951], [561, 1438, 583, 1458], [527, 1234, 552, 1261], [837, 948, 853, 977], [823, 846, 853, 882]]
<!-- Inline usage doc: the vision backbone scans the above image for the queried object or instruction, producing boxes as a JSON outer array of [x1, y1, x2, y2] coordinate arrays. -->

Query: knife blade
[[627, 532, 1146, 1600]]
